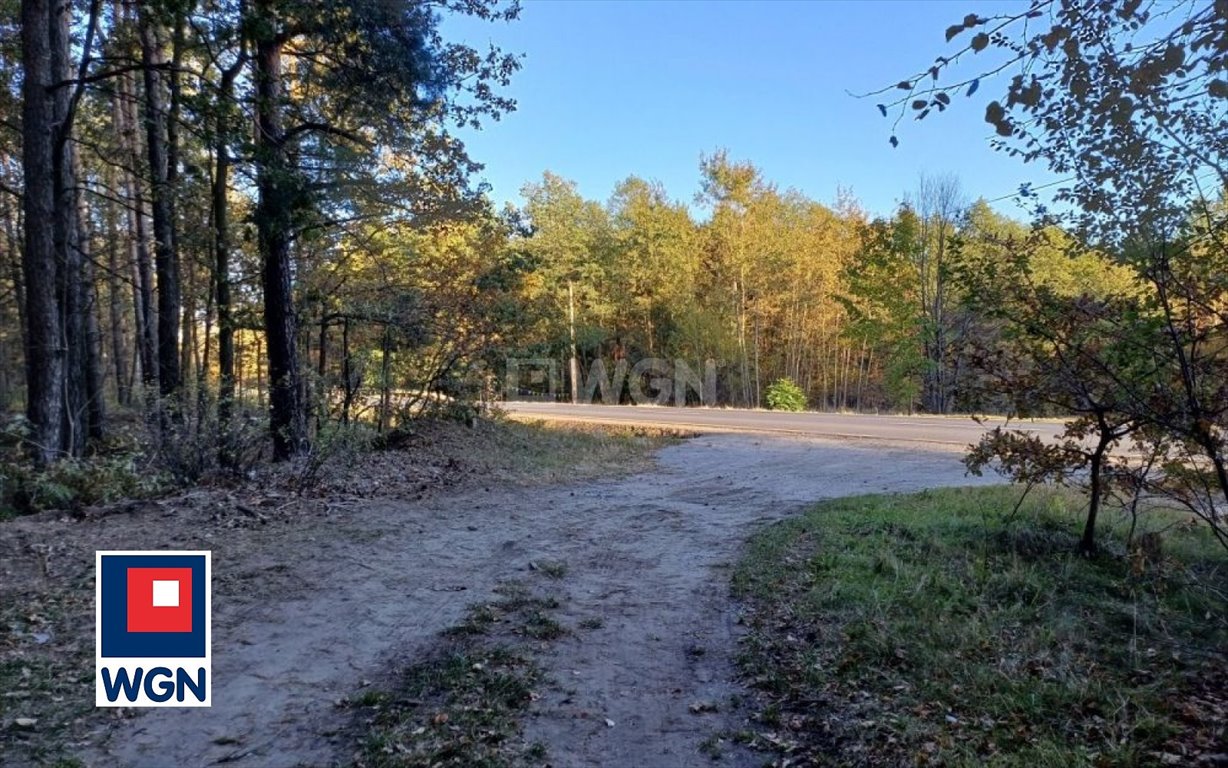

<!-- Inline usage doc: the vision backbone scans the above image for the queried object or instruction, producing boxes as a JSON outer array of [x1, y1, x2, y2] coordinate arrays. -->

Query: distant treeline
[[502, 158, 1135, 414]]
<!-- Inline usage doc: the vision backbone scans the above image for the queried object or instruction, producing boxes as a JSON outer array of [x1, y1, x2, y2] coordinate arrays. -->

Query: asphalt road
[[501, 401, 1066, 448]]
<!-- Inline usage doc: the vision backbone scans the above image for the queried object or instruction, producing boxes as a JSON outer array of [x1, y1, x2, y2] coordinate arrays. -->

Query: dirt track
[[71, 433, 995, 767]]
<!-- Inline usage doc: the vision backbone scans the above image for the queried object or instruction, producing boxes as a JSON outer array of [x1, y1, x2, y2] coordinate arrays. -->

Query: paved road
[[502, 401, 1065, 448]]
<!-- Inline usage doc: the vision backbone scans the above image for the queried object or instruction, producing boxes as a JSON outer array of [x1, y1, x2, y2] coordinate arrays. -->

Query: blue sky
[[444, 0, 1057, 219]]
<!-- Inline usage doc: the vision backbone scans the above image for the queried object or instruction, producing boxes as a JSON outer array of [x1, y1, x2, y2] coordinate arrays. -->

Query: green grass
[[733, 486, 1228, 767]]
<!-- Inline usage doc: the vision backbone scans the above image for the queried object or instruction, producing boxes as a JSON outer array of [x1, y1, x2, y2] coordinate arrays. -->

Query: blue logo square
[[99, 554, 208, 658]]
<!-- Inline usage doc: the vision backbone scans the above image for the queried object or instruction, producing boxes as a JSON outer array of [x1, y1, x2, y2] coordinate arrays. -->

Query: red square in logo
[[126, 567, 193, 633]]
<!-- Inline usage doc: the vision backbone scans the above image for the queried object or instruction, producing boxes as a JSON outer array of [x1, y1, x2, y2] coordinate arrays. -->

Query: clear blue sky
[[443, 0, 1057, 219]]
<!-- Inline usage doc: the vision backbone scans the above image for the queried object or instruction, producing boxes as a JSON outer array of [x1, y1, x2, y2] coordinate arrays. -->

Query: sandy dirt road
[[76, 434, 997, 767]]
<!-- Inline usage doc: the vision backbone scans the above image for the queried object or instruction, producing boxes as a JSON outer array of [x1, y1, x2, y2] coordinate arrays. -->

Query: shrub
[[765, 378, 807, 412]]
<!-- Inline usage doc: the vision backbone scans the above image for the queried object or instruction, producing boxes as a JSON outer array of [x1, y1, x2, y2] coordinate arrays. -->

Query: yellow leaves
[[1025, 227, 1142, 300]]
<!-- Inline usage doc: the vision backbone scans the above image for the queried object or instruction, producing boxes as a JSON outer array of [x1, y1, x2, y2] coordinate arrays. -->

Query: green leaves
[[765, 378, 807, 411]]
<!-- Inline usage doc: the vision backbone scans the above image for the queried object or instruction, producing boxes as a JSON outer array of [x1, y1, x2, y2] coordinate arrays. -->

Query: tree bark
[[75, 157, 105, 443], [2, 177, 27, 379], [341, 317, 356, 424], [55, 17, 91, 456], [316, 314, 327, 430], [116, 59, 157, 389], [213, 60, 241, 466], [83, 227, 106, 443], [253, 7, 307, 459], [105, 186, 131, 406], [379, 326, 391, 433], [140, 8, 181, 400], [1080, 421, 1113, 556], [19, 0, 65, 464]]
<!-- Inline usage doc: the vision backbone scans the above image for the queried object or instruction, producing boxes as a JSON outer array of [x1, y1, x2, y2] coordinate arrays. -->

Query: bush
[[765, 378, 807, 412]]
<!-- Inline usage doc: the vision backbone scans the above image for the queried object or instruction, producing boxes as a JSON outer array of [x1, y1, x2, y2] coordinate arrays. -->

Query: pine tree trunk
[[253, 8, 307, 459], [19, 0, 65, 464], [75, 158, 105, 443], [316, 315, 328, 430], [2, 183, 26, 368], [117, 60, 157, 389], [213, 68, 237, 466], [141, 13, 181, 400], [105, 190, 130, 406], [341, 317, 353, 424], [379, 327, 392, 433], [55, 22, 89, 456]]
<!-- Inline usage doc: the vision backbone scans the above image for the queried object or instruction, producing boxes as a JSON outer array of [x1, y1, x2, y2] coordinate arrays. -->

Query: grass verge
[[732, 485, 1228, 767]]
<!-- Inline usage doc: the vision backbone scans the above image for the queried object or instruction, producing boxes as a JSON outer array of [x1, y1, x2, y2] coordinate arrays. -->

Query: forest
[[0, 0, 1226, 548]]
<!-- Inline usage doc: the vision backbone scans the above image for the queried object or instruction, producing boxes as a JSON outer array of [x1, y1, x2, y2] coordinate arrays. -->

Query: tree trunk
[[20, 0, 65, 464], [140, 11, 180, 401], [379, 327, 392, 433], [2, 175, 27, 381], [105, 190, 130, 406], [567, 281, 579, 404], [341, 317, 354, 424], [55, 27, 91, 456], [117, 60, 157, 389], [253, 8, 307, 459], [255, 334, 264, 407], [197, 258, 212, 428], [76, 160, 105, 443], [213, 67, 238, 466], [316, 315, 328, 430], [1080, 427, 1112, 556]]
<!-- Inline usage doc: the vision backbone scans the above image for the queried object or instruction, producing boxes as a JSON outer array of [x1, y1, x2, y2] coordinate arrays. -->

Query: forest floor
[[0, 419, 989, 767]]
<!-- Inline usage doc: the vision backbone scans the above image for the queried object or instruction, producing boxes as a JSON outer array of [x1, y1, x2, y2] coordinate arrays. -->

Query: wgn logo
[[95, 551, 211, 707]]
